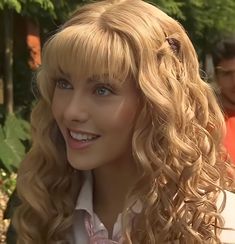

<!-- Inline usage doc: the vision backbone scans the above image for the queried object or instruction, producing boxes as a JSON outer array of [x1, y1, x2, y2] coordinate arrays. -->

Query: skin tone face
[[216, 57, 235, 110], [51, 73, 140, 171]]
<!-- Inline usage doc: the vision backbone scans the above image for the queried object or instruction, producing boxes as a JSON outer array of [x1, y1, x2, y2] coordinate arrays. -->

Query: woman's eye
[[56, 79, 72, 89], [95, 86, 113, 96]]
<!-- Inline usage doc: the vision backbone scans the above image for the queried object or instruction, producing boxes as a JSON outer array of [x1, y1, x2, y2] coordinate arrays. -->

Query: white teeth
[[70, 131, 98, 141]]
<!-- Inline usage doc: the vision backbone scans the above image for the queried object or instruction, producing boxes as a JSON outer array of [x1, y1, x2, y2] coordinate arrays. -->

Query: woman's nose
[[63, 93, 89, 123]]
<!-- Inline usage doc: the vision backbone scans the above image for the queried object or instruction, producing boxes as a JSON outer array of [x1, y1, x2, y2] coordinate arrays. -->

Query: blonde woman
[[14, 0, 235, 243]]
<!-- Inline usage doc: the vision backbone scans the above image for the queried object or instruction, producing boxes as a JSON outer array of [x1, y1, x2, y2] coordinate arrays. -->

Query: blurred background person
[[212, 36, 235, 164]]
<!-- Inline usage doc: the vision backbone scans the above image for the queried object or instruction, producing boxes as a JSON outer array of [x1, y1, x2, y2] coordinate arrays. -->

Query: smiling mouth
[[69, 130, 100, 142]]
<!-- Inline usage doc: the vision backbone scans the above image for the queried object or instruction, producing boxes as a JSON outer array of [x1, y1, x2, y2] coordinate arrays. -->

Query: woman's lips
[[66, 130, 100, 150]]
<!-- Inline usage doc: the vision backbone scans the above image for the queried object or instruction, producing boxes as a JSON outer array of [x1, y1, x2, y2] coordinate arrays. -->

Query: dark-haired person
[[212, 37, 235, 164]]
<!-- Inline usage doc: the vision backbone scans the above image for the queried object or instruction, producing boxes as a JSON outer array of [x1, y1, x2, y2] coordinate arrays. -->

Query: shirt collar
[[75, 171, 93, 216]]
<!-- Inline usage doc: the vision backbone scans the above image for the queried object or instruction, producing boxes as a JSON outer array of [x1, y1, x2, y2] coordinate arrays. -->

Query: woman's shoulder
[[217, 190, 235, 243]]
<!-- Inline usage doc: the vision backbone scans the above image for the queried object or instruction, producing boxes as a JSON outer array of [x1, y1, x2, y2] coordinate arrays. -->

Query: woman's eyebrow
[[56, 68, 71, 79]]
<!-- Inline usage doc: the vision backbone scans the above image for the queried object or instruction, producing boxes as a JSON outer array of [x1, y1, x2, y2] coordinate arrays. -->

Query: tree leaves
[[154, 0, 185, 20], [0, 0, 22, 13], [0, 0, 56, 17], [0, 115, 30, 173], [171, 0, 235, 55]]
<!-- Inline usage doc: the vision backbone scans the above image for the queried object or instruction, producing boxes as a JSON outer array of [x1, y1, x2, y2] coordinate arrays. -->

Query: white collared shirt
[[217, 190, 235, 243], [69, 171, 235, 244], [71, 171, 124, 243]]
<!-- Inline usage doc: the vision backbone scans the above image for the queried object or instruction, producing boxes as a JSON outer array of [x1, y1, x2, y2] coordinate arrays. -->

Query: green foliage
[[174, 0, 235, 56], [0, 0, 82, 20], [0, 0, 55, 16], [0, 0, 21, 13], [20, 0, 56, 18], [153, 0, 185, 20], [0, 169, 16, 196], [0, 114, 30, 173]]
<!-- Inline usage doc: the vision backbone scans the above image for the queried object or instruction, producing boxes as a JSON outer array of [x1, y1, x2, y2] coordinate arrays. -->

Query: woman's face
[[51, 73, 140, 170]]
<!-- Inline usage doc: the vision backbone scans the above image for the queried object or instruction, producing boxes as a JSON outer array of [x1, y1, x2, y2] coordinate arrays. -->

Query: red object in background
[[26, 19, 41, 70], [224, 110, 235, 164]]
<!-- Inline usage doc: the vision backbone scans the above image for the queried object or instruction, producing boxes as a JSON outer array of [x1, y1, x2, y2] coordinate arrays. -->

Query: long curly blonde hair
[[14, 0, 234, 243]]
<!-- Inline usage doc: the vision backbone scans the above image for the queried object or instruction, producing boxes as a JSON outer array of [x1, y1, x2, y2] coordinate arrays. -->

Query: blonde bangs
[[42, 24, 136, 83]]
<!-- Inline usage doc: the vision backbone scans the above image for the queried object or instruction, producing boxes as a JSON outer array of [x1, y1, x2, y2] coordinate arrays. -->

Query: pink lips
[[66, 130, 100, 150]]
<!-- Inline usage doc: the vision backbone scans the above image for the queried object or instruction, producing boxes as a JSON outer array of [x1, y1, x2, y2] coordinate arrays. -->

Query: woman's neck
[[92, 158, 139, 236]]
